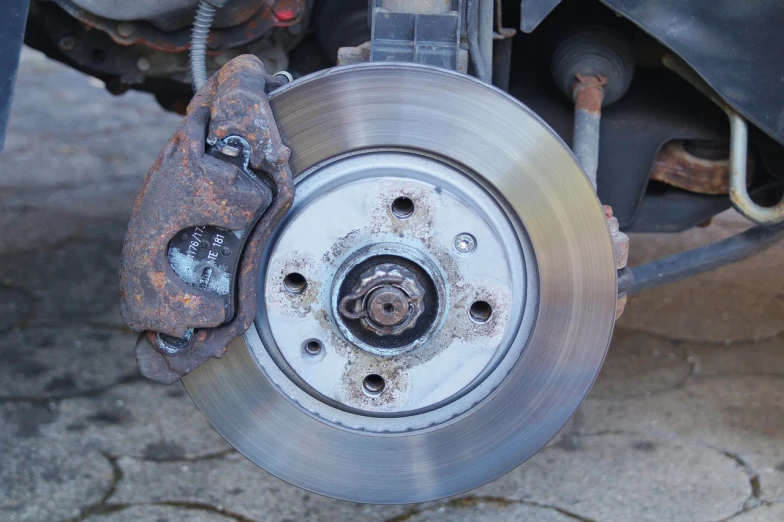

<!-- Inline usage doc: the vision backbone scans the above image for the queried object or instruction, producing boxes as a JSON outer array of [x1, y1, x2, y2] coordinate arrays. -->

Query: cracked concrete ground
[[1, 48, 782, 522]]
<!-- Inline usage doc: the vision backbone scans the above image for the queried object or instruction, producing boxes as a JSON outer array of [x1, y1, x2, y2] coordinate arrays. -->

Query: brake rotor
[[183, 63, 616, 503]]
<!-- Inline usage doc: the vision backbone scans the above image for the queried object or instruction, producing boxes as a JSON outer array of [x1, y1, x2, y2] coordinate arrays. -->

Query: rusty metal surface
[[184, 63, 616, 503], [120, 55, 294, 383], [572, 74, 606, 189], [69, 0, 261, 30], [662, 56, 784, 224], [651, 140, 755, 195], [572, 73, 606, 113], [494, 0, 516, 39], [604, 205, 630, 319], [337, 41, 371, 66], [603, 205, 629, 270], [47, 0, 304, 53], [338, 263, 426, 336]]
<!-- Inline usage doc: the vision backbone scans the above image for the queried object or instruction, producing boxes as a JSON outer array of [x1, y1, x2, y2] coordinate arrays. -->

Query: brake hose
[[190, 0, 229, 92]]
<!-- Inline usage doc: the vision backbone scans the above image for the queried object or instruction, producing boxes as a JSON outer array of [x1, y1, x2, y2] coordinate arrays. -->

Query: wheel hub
[[183, 63, 617, 504], [259, 151, 526, 418]]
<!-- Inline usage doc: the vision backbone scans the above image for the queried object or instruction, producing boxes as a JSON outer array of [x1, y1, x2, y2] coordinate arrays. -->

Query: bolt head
[[136, 57, 151, 72], [116, 22, 135, 38], [453, 233, 477, 254], [58, 36, 76, 51], [367, 286, 410, 327]]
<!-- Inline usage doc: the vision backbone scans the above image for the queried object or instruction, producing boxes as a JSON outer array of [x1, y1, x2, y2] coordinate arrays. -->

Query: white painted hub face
[[260, 152, 527, 417]]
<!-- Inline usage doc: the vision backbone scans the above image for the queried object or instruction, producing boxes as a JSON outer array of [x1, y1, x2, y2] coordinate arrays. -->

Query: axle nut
[[338, 263, 425, 336], [367, 286, 410, 327]]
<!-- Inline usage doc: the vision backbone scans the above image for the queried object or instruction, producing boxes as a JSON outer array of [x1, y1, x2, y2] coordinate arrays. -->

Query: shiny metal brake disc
[[183, 63, 616, 504]]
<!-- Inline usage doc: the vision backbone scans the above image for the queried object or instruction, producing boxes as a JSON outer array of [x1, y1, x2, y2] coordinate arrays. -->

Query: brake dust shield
[[183, 63, 616, 504]]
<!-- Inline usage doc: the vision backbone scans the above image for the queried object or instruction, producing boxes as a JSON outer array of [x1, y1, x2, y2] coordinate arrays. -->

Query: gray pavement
[[1, 48, 782, 522]]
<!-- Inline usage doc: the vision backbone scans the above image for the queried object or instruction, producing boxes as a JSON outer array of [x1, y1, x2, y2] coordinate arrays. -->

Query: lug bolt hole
[[469, 300, 493, 323], [362, 374, 385, 396], [391, 197, 415, 219], [301, 339, 323, 357], [284, 272, 307, 294]]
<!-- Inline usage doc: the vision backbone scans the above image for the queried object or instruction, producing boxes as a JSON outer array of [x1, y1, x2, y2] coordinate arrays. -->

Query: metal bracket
[[369, 0, 467, 72]]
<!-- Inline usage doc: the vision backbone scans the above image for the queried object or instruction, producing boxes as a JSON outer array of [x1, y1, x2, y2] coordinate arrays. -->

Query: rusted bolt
[[117, 22, 135, 38], [367, 286, 410, 327]]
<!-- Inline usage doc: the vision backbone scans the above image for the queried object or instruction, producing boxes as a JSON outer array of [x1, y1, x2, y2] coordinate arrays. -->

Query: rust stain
[[651, 140, 755, 195], [573, 74, 606, 114], [120, 55, 294, 384], [57, 0, 304, 53]]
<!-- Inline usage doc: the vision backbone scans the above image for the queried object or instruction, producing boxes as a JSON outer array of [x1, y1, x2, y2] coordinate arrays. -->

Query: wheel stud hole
[[362, 374, 385, 396], [301, 339, 323, 357], [391, 197, 415, 219], [469, 301, 492, 323], [284, 272, 307, 294]]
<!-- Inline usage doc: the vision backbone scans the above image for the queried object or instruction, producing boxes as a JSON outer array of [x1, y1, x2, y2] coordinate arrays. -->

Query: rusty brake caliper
[[120, 55, 295, 384]]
